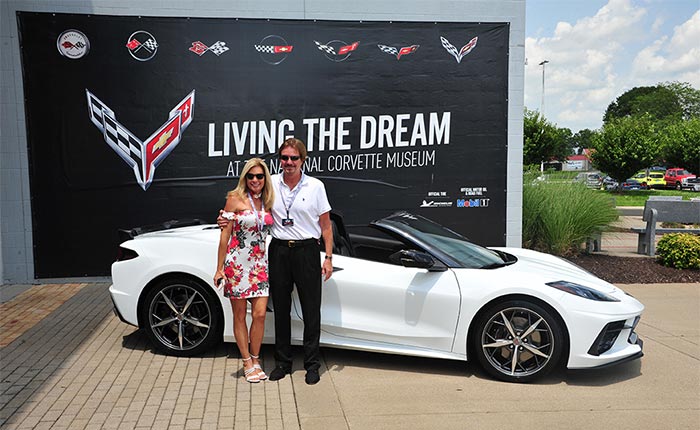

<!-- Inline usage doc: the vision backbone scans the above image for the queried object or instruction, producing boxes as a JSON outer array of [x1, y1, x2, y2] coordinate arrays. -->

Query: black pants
[[268, 239, 322, 371]]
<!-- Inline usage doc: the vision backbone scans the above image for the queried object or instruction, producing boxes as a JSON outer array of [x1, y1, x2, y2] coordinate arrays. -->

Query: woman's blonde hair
[[227, 158, 274, 209]]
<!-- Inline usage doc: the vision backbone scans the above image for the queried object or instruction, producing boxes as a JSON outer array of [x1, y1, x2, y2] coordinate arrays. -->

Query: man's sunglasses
[[246, 173, 265, 180], [280, 155, 301, 161]]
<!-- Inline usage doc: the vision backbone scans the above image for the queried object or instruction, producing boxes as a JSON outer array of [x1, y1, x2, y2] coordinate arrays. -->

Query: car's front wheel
[[473, 299, 565, 383], [141, 277, 223, 356]]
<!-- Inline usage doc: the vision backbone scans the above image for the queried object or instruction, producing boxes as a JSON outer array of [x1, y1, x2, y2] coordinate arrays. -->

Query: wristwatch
[[325, 255, 332, 260]]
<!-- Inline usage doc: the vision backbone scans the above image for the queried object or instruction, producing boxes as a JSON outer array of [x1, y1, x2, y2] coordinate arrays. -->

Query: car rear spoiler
[[117, 219, 208, 242]]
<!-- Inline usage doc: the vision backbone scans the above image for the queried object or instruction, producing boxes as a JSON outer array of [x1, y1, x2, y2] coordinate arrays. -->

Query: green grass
[[600, 189, 694, 206], [541, 170, 579, 180]]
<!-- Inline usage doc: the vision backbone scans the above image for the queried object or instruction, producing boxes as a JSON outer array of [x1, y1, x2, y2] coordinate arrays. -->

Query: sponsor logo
[[57, 30, 90, 59], [314, 39, 359, 62], [126, 30, 158, 61], [255, 35, 293, 65], [421, 190, 451, 207], [460, 187, 488, 196], [440, 36, 478, 63], [86, 89, 195, 190], [377, 44, 419, 60], [420, 200, 453, 208], [189, 40, 229, 56], [456, 198, 490, 208]]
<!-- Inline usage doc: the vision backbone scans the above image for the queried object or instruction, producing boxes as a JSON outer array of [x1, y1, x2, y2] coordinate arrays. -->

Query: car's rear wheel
[[473, 299, 564, 383], [141, 277, 222, 356], [675, 182, 682, 190]]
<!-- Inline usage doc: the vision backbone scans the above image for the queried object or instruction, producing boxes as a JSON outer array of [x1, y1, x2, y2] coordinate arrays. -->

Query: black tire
[[473, 299, 565, 383], [141, 277, 223, 356], [675, 182, 682, 190]]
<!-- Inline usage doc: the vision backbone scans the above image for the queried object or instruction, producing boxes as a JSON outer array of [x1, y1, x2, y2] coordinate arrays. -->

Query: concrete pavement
[[599, 210, 650, 258]]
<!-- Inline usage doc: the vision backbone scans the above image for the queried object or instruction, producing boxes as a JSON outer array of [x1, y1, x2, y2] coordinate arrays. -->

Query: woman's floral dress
[[222, 210, 273, 299]]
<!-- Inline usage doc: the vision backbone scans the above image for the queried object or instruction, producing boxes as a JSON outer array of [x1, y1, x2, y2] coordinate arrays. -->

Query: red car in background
[[664, 168, 696, 190]]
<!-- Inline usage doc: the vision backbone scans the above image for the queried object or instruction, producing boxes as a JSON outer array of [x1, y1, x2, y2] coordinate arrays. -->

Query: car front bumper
[[565, 306, 644, 369]]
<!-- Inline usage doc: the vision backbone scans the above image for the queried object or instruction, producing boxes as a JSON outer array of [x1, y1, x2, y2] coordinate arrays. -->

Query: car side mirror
[[389, 249, 442, 270]]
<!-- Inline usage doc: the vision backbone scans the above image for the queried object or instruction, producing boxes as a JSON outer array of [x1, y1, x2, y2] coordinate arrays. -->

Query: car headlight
[[546, 280, 620, 302]]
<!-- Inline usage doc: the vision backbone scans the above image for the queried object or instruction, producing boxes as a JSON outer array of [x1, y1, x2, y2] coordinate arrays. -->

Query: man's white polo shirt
[[270, 173, 331, 240]]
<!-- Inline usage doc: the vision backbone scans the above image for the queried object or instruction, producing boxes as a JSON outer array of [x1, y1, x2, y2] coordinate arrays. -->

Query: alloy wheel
[[148, 283, 212, 352], [479, 306, 556, 380]]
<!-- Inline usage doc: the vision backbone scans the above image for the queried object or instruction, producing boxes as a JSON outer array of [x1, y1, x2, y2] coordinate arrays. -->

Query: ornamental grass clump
[[656, 233, 700, 270], [523, 171, 618, 256]]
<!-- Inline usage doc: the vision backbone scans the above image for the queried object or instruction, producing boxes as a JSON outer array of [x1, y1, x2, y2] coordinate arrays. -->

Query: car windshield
[[378, 212, 507, 269]]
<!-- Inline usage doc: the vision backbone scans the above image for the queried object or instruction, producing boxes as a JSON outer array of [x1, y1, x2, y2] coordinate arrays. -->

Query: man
[[219, 138, 333, 385]]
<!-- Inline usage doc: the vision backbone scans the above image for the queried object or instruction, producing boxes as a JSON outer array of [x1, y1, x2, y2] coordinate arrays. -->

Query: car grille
[[587, 320, 625, 356]]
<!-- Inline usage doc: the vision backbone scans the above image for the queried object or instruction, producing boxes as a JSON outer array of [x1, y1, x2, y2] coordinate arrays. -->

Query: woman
[[215, 158, 275, 383]]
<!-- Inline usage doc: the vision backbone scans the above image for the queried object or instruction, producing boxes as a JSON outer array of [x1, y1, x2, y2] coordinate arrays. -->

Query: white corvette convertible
[[109, 211, 644, 383]]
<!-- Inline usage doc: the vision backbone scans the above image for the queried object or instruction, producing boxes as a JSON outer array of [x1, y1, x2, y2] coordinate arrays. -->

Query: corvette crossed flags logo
[[86, 89, 195, 190], [440, 36, 478, 63]]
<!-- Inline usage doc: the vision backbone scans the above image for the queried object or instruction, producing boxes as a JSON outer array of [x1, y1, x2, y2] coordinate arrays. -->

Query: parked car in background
[[686, 177, 700, 192], [621, 178, 643, 191], [601, 176, 618, 190], [632, 170, 666, 189], [664, 168, 696, 190], [573, 172, 603, 189]]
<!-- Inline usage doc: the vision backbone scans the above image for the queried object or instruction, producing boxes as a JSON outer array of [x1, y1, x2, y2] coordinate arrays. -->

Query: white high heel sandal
[[251, 354, 267, 380], [242, 356, 260, 383]]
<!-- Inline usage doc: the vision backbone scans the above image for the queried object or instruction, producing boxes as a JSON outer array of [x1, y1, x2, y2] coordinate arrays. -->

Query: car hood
[[490, 246, 619, 294]]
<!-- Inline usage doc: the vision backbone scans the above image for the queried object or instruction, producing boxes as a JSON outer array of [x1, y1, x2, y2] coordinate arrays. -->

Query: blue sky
[[525, 0, 700, 132]]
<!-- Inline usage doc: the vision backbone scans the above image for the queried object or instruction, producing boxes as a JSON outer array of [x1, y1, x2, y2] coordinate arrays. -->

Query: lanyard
[[247, 192, 265, 238], [280, 173, 305, 218]]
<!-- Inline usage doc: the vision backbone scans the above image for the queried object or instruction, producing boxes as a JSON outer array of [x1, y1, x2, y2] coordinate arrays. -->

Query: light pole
[[539, 60, 549, 115]]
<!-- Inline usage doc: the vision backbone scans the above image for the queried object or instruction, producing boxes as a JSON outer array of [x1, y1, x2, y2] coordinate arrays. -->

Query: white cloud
[[525, 0, 700, 132], [631, 10, 700, 86], [525, 0, 650, 131]]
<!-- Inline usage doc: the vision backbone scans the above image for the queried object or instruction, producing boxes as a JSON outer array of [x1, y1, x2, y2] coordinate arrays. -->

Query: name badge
[[282, 218, 294, 227]]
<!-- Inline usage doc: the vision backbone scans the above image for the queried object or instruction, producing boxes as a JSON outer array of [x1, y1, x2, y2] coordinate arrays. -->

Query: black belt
[[272, 238, 319, 248]]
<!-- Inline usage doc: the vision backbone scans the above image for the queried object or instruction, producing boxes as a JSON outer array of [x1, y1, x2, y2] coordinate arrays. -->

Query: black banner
[[18, 12, 509, 277]]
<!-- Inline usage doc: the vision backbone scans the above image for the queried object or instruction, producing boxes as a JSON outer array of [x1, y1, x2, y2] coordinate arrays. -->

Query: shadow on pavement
[[320, 346, 642, 386], [0, 283, 113, 426]]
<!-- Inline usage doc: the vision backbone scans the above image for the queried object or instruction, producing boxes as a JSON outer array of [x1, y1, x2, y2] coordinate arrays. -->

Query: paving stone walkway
[[0, 284, 92, 347], [0, 283, 302, 430]]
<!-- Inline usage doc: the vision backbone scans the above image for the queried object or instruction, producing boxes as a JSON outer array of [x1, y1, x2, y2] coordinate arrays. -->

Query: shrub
[[523, 170, 619, 256], [656, 233, 700, 269]]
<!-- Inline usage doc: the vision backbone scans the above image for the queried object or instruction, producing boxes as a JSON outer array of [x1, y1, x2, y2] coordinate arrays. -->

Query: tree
[[662, 81, 700, 119], [603, 85, 683, 124], [570, 128, 597, 154], [523, 109, 570, 167], [659, 118, 700, 173], [591, 114, 662, 184]]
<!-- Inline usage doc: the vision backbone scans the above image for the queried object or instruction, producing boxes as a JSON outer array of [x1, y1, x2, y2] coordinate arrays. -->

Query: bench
[[631, 197, 700, 255]]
